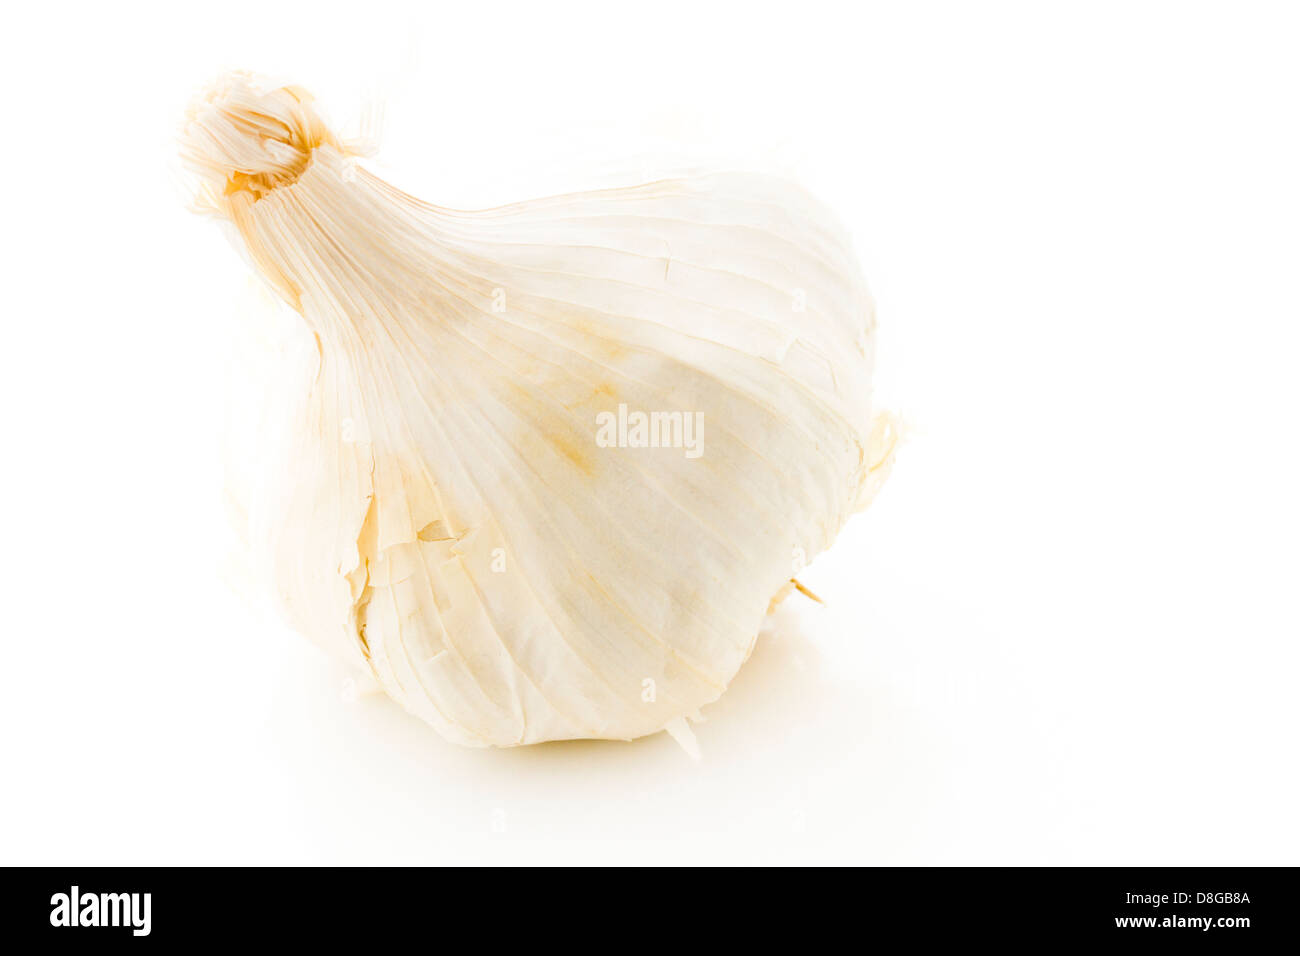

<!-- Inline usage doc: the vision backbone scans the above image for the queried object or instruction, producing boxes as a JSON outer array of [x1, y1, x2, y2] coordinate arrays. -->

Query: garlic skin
[[183, 73, 895, 747]]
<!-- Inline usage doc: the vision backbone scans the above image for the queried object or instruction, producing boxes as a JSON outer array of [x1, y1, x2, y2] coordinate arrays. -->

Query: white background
[[1, 1, 1296, 865]]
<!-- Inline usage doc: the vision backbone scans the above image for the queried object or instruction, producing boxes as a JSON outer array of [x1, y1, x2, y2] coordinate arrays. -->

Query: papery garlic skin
[[183, 73, 895, 747]]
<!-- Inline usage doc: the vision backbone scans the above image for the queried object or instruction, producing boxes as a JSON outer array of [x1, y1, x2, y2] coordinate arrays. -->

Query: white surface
[[1, 0, 1297, 865]]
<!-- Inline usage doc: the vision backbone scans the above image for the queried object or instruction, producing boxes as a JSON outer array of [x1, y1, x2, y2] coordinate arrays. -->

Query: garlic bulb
[[182, 72, 896, 748]]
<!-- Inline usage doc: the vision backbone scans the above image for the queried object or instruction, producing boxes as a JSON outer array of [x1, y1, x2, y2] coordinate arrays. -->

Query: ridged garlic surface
[[182, 73, 895, 747]]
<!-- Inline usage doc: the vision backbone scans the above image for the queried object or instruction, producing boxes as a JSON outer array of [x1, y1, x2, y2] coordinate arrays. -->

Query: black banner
[[5, 867, 1292, 943]]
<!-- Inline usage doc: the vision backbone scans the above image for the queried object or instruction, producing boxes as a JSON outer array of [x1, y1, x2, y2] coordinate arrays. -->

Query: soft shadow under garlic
[[334, 595, 836, 766]]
